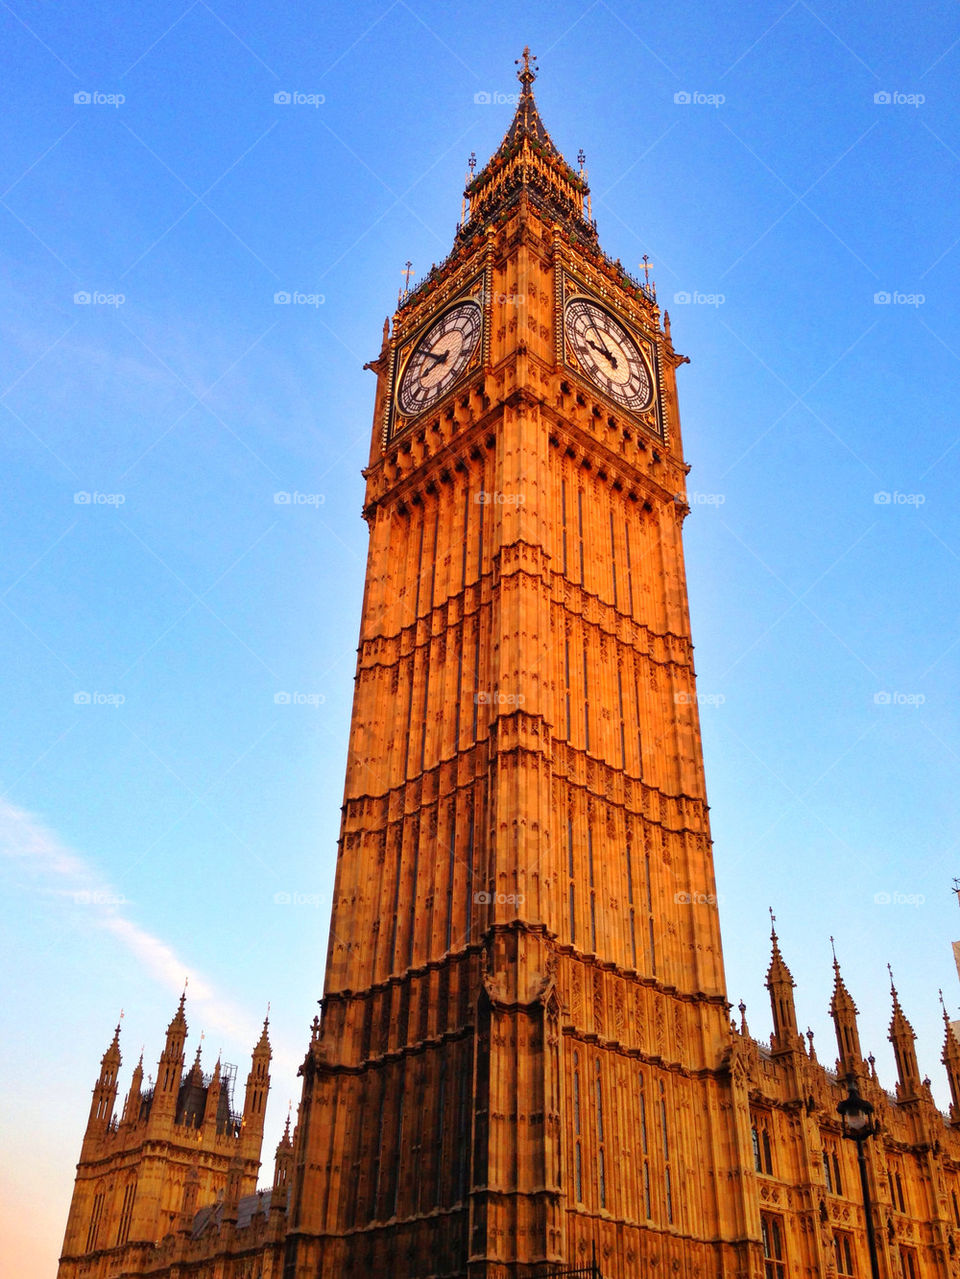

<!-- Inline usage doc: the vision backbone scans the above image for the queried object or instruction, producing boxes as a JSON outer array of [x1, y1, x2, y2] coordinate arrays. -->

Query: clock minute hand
[[423, 349, 449, 366], [586, 337, 618, 369]]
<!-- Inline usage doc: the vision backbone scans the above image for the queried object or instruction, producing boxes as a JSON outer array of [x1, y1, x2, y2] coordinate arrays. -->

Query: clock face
[[564, 299, 653, 411], [397, 301, 482, 417]]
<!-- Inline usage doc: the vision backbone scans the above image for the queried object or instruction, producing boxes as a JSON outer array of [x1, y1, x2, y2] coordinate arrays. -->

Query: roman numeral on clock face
[[397, 302, 482, 418], [564, 298, 652, 412]]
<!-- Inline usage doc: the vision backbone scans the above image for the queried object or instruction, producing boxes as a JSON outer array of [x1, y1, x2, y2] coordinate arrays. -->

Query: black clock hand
[[423, 349, 449, 366], [587, 338, 618, 369]]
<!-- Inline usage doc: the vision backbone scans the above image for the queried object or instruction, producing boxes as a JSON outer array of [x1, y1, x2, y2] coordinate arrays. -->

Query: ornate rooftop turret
[[829, 940, 864, 1079], [940, 990, 960, 1122], [766, 910, 801, 1054], [457, 46, 596, 245], [887, 966, 921, 1101]]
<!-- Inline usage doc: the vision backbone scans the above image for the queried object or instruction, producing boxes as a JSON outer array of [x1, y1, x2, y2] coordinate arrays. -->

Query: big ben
[[285, 48, 739, 1279], [59, 48, 960, 1279]]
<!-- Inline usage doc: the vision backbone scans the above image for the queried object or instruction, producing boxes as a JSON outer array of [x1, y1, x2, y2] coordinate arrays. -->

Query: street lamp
[[837, 1076, 882, 1279]]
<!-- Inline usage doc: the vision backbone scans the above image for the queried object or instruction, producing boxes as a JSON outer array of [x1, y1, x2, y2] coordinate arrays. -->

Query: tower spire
[[940, 989, 960, 1121], [887, 965, 921, 1101], [765, 910, 800, 1053], [86, 1019, 122, 1136], [829, 939, 864, 1078]]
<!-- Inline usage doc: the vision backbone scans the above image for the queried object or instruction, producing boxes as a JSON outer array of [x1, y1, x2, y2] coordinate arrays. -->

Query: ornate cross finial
[[468, 151, 477, 174], [887, 962, 898, 997], [515, 46, 538, 88], [829, 935, 838, 966], [577, 148, 586, 174], [768, 906, 777, 939], [400, 260, 414, 302]]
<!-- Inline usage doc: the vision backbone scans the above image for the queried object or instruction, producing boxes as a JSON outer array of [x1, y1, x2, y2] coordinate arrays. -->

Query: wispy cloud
[[0, 798, 259, 1049]]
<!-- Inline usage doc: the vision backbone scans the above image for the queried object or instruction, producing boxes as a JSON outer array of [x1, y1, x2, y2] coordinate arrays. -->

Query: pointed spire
[[738, 999, 750, 1037], [940, 990, 960, 1121], [121, 1052, 144, 1126], [829, 939, 864, 1078], [766, 910, 800, 1053], [887, 965, 920, 1101], [87, 1019, 123, 1135], [457, 51, 595, 245]]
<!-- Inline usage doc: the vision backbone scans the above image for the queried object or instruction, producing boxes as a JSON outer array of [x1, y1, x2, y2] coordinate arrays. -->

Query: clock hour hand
[[423, 349, 449, 367], [586, 337, 618, 369]]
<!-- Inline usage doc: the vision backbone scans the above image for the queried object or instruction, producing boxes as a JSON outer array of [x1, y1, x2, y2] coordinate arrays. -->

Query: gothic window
[[86, 1189, 105, 1251], [567, 815, 576, 945], [888, 1165, 906, 1213], [659, 1080, 673, 1223], [835, 1232, 855, 1277], [751, 1113, 774, 1175], [595, 1059, 606, 1209], [763, 1130, 773, 1176], [820, 1137, 842, 1193], [638, 1068, 651, 1216], [116, 1182, 136, 1246], [761, 1212, 787, 1279], [573, 1051, 583, 1202], [752, 1126, 763, 1172], [587, 826, 597, 952], [899, 1247, 919, 1279], [952, 1189, 960, 1227]]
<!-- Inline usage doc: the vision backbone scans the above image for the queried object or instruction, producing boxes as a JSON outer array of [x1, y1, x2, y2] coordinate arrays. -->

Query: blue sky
[[2, 2, 959, 1273]]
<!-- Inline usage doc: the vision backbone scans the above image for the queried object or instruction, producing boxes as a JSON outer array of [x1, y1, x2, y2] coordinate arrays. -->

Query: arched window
[[659, 1081, 673, 1223], [573, 1051, 583, 1202], [595, 1059, 606, 1208], [638, 1070, 651, 1218]]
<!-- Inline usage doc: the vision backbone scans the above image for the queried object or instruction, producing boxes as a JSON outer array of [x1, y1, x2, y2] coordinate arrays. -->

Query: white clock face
[[565, 299, 653, 411], [397, 302, 482, 417]]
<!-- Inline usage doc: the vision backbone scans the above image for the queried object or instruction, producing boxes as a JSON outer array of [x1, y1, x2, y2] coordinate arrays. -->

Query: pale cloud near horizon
[[0, 798, 277, 1059]]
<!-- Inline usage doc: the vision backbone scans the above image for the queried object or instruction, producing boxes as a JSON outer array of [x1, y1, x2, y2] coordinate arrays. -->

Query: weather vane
[[515, 46, 538, 86]]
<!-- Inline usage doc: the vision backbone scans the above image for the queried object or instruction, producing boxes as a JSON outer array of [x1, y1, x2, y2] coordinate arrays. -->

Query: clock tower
[[285, 50, 745, 1279]]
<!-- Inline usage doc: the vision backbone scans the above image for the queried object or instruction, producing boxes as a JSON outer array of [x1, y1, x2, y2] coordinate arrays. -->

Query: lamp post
[[837, 1075, 882, 1279]]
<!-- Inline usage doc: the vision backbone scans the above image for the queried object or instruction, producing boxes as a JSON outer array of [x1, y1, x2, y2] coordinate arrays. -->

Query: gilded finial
[[515, 46, 538, 89], [887, 962, 898, 998], [400, 260, 414, 304], [830, 935, 838, 969], [468, 151, 477, 174], [769, 906, 777, 941]]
